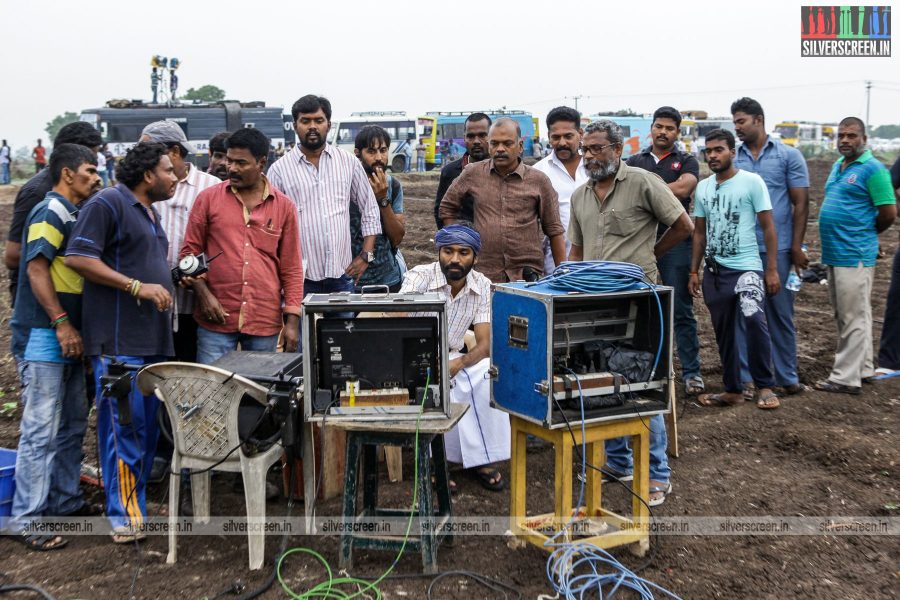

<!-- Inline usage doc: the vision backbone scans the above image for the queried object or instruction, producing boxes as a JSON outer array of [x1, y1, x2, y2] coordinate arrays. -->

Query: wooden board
[[339, 389, 410, 407]]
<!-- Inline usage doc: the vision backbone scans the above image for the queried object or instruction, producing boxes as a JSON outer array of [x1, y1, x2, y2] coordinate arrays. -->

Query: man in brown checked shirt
[[439, 118, 566, 283]]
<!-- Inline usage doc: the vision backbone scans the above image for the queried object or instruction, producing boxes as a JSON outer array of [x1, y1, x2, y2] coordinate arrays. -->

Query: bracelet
[[50, 315, 69, 329], [51, 311, 68, 322], [126, 279, 142, 297], [689, 271, 699, 275]]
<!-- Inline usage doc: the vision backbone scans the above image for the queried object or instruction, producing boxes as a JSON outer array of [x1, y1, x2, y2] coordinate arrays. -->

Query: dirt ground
[[0, 160, 899, 599]]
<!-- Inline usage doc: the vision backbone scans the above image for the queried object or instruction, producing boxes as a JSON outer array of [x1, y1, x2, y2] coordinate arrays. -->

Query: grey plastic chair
[[136, 362, 282, 570]]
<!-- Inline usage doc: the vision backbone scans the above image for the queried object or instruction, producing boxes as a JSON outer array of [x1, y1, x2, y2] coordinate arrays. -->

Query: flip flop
[[649, 481, 672, 507], [473, 467, 504, 492], [110, 526, 147, 544], [15, 531, 68, 551], [695, 393, 742, 407], [755, 389, 780, 410], [742, 382, 756, 402], [684, 375, 705, 396]]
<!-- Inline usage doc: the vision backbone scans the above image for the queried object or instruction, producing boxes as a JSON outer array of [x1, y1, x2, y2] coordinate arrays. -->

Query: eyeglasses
[[580, 143, 620, 155]]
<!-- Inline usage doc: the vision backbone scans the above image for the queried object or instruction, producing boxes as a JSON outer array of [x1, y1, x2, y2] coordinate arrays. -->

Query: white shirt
[[0, 146, 10, 164], [157, 164, 221, 313], [399, 262, 491, 353], [97, 152, 107, 172], [267, 144, 381, 281], [532, 150, 589, 271]]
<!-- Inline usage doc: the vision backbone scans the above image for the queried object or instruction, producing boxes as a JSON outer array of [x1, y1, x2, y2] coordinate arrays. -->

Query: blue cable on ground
[[539, 370, 683, 600]]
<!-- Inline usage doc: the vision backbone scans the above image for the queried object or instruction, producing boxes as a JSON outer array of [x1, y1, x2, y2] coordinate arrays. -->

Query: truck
[[79, 99, 294, 168]]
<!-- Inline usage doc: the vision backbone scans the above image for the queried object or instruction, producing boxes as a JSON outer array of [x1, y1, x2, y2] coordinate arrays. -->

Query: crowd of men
[[3, 95, 899, 551]]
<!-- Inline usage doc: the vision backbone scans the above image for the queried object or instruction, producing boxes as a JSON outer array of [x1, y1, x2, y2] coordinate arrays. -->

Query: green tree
[[45, 111, 80, 141], [182, 85, 226, 102], [872, 124, 900, 138]]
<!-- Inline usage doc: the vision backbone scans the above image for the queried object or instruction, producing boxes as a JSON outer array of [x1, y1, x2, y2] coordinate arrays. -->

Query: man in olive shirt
[[567, 119, 692, 508], [568, 120, 693, 279], [440, 118, 566, 282]]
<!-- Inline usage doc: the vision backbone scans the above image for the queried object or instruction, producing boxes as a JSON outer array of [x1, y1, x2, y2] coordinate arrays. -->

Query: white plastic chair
[[136, 362, 283, 570]]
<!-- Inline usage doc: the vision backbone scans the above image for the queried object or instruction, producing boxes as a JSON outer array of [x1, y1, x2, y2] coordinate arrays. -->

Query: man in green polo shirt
[[814, 117, 896, 395]]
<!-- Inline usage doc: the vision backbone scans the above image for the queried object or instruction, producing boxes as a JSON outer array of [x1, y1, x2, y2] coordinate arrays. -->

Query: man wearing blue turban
[[400, 224, 509, 491]]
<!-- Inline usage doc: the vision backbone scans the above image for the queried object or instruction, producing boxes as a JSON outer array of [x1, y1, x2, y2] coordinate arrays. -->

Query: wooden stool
[[509, 415, 651, 556], [322, 404, 467, 574]]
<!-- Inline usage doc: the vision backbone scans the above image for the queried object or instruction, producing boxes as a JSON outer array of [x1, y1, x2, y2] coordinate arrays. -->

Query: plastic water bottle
[[786, 244, 808, 292]]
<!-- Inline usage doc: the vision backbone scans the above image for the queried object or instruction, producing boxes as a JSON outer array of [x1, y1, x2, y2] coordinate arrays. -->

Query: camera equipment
[[302, 291, 451, 421], [211, 351, 304, 457], [490, 282, 673, 428], [99, 359, 145, 425], [171, 250, 223, 284]]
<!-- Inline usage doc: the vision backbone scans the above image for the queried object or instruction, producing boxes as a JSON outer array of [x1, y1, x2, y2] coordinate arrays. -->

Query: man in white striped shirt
[[268, 95, 381, 298], [400, 224, 509, 491], [140, 120, 220, 362]]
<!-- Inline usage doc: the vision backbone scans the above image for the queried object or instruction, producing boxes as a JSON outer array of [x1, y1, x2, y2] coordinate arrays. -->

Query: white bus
[[327, 111, 417, 172]]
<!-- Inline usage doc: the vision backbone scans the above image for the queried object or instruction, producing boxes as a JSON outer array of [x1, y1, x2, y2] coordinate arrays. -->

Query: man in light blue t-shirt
[[688, 129, 782, 410]]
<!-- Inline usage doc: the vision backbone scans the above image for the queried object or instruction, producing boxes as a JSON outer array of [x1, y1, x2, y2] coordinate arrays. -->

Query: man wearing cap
[[140, 120, 220, 363], [400, 224, 509, 491]]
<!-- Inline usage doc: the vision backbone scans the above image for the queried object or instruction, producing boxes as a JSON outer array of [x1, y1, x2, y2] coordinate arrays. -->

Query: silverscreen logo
[[801, 6, 891, 56]]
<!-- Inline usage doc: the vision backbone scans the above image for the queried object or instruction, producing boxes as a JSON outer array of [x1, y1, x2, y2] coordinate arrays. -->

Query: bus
[[80, 99, 293, 168], [773, 121, 824, 148], [417, 110, 537, 170], [589, 114, 654, 159], [694, 118, 736, 159], [327, 111, 417, 172]]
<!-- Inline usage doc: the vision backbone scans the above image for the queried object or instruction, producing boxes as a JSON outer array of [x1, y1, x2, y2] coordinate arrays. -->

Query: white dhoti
[[443, 354, 510, 468]]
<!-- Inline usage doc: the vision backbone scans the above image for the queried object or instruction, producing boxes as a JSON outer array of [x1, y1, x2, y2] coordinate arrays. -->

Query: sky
[[1, 0, 899, 150]]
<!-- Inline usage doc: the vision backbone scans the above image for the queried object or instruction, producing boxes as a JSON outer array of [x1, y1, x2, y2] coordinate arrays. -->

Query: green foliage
[[45, 112, 80, 141], [871, 124, 900, 138], [182, 85, 226, 102]]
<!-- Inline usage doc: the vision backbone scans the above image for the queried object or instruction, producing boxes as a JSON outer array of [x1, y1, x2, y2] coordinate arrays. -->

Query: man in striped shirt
[[9, 145, 102, 550], [268, 95, 381, 299], [400, 224, 509, 491], [140, 120, 220, 362]]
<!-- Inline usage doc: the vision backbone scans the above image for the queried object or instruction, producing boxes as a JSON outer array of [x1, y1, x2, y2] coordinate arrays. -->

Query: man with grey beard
[[566, 119, 692, 507]]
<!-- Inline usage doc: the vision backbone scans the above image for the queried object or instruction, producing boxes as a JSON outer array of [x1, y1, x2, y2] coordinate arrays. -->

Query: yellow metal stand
[[509, 415, 650, 556]]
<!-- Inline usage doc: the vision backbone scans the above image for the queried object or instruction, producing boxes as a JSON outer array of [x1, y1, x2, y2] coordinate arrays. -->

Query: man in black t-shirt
[[626, 106, 702, 395]]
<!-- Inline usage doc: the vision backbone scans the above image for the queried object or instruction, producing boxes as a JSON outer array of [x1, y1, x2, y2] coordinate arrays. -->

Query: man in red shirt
[[32, 139, 47, 172], [181, 128, 303, 363]]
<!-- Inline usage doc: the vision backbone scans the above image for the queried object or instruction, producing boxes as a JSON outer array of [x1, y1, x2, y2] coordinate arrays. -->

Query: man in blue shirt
[[814, 118, 896, 394], [731, 98, 810, 397], [689, 130, 781, 410], [8, 145, 101, 550], [66, 142, 178, 542], [351, 125, 406, 291]]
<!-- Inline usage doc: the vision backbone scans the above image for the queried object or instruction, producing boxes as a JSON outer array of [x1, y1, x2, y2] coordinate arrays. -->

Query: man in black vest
[[433, 113, 492, 229]]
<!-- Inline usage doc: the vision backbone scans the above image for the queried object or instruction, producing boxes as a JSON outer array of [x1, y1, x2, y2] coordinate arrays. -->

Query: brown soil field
[[0, 159, 898, 599]]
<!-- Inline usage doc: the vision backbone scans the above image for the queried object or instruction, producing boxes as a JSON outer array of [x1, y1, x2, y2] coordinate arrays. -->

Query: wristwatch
[[361, 251, 375, 263], [377, 196, 390, 208]]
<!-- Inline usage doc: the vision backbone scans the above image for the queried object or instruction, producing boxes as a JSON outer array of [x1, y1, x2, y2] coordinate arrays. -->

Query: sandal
[[813, 379, 861, 395], [695, 392, 743, 407], [755, 389, 780, 410], [473, 467, 504, 492], [742, 382, 756, 402], [600, 466, 633, 483], [684, 375, 705, 396], [15, 531, 68, 551], [781, 383, 807, 396], [648, 481, 672, 507], [110, 525, 146, 544], [63, 501, 104, 517]]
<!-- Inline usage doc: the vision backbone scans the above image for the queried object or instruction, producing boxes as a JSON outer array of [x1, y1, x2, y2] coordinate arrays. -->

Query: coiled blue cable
[[542, 369, 683, 600], [529, 261, 665, 381]]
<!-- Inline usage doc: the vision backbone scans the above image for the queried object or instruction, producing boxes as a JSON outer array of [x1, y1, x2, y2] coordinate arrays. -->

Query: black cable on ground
[[0, 584, 58, 599]]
